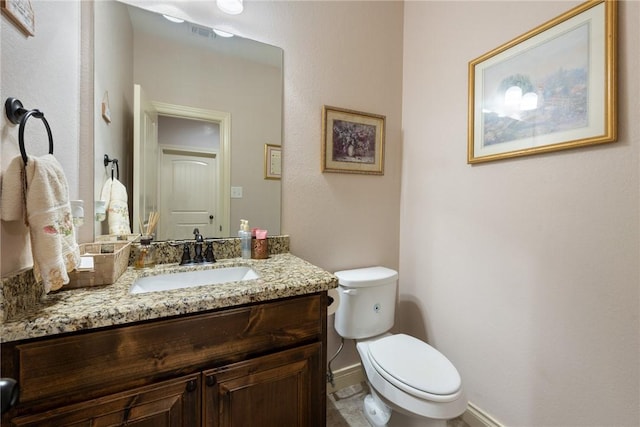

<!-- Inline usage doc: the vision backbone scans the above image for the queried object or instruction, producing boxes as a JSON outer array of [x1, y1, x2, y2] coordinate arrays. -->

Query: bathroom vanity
[[0, 254, 336, 427]]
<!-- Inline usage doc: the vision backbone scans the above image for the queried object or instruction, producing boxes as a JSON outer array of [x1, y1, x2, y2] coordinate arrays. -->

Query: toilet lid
[[367, 334, 461, 396], [334, 266, 398, 287]]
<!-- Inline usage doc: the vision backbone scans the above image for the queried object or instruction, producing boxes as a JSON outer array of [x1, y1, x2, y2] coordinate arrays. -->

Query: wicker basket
[[67, 241, 132, 288]]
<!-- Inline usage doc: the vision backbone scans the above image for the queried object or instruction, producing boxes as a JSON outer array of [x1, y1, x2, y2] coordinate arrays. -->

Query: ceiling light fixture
[[216, 0, 243, 15], [162, 14, 184, 23], [213, 29, 234, 38]]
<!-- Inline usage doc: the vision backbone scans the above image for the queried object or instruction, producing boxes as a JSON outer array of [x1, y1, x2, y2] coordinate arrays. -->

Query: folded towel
[[100, 177, 131, 235], [99, 177, 112, 207], [12, 155, 81, 292]]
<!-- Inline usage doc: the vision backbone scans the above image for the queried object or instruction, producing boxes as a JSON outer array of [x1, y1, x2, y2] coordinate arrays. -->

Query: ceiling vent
[[190, 24, 213, 40]]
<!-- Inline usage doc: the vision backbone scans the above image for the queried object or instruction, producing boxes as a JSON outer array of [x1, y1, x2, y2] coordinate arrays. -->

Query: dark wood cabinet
[[9, 375, 201, 427], [204, 343, 322, 427], [1, 293, 327, 427]]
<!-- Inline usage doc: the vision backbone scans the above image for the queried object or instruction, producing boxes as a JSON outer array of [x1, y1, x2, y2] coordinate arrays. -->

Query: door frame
[[132, 85, 159, 238], [152, 101, 231, 237]]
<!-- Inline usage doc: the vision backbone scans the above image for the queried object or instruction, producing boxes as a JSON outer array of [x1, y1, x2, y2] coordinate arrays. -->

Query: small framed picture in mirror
[[1, 0, 35, 36], [265, 144, 281, 180]]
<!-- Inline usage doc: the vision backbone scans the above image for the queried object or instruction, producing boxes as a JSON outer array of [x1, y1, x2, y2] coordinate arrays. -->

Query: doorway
[[153, 102, 231, 239]]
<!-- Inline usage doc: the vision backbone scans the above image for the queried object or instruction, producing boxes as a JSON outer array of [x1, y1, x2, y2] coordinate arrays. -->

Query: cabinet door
[[203, 343, 324, 427], [8, 375, 200, 427]]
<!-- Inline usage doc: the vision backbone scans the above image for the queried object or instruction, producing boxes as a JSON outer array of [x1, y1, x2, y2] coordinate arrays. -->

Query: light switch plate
[[231, 186, 243, 198]]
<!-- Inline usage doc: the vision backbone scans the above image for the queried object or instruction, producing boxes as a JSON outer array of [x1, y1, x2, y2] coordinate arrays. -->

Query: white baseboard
[[326, 363, 366, 395], [326, 363, 503, 427], [462, 402, 503, 427]]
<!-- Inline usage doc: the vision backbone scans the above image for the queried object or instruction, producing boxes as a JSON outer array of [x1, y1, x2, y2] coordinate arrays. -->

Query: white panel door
[[159, 150, 218, 240]]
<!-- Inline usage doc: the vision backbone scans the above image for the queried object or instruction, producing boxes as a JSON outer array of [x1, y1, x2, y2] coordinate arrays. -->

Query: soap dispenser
[[238, 219, 251, 259]]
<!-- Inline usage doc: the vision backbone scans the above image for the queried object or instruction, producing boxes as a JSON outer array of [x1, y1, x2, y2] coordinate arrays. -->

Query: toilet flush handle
[[341, 288, 358, 295]]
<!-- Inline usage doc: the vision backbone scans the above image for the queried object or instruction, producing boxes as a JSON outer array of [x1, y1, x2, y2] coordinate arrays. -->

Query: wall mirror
[[93, 1, 283, 241]]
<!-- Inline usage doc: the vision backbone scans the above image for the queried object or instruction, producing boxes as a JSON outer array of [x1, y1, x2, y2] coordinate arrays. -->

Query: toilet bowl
[[357, 334, 467, 423], [334, 267, 467, 426]]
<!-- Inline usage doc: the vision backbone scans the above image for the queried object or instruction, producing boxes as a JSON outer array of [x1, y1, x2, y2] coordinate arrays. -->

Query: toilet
[[334, 266, 467, 427]]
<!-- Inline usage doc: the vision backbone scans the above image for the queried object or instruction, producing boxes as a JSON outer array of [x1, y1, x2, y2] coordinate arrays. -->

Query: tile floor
[[326, 383, 469, 427]]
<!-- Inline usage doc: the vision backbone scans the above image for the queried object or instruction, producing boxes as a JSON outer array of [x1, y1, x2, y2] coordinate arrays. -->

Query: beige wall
[[401, 1, 639, 426], [2, 1, 638, 425], [125, 0, 404, 273], [216, 0, 406, 367], [1, 1, 81, 276]]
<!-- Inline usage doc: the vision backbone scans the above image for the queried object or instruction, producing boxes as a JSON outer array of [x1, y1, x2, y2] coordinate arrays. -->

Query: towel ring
[[19, 110, 53, 165], [5, 98, 54, 165], [103, 154, 120, 180], [111, 160, 119, 180]]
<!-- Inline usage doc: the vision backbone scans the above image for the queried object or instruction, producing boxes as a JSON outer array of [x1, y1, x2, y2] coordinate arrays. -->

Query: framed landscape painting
[[467, 0, 617, 164]]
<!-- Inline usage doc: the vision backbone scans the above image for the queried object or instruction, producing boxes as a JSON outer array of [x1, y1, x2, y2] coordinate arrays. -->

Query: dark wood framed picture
[[322, 105, 385, 175]]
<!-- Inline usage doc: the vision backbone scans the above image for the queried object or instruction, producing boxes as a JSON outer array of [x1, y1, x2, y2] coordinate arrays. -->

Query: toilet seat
[[367, 334, 462, 402]]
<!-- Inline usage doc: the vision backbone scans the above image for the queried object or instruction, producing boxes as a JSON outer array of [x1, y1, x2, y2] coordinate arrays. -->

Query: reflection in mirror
[[94, 1, 283, 241]]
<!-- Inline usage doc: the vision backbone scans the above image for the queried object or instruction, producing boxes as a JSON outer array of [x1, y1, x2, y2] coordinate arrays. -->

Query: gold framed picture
[[264, 144, 281, 180], [322, 105, 385, 175], [467, 0, 617, 164]]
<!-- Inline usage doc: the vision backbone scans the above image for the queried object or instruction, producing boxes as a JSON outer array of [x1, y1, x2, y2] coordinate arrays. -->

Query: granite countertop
[[1, 253, 337, 343]]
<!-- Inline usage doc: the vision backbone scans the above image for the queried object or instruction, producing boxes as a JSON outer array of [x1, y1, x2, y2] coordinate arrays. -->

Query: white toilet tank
[[334, 267, 398, 339]]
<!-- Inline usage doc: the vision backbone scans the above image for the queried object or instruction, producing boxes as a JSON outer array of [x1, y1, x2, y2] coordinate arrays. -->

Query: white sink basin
[[130, 266, 259, 294]]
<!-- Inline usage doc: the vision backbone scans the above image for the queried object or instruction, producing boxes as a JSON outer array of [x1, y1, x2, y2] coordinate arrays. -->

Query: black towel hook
[[5, 98, 54, 165], [103, 154, 120, 180]]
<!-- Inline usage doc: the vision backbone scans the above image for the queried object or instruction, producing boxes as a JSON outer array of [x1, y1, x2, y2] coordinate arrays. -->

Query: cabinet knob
[[206, 376, 217, 387], [186, 379, 198, 393], [0, 378, 19, 414]]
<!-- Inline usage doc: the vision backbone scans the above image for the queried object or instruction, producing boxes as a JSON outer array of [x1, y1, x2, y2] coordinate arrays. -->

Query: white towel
[[2, 155, 81, 292], [100, 177, 131, 235], [1, 155, 29, 221]]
